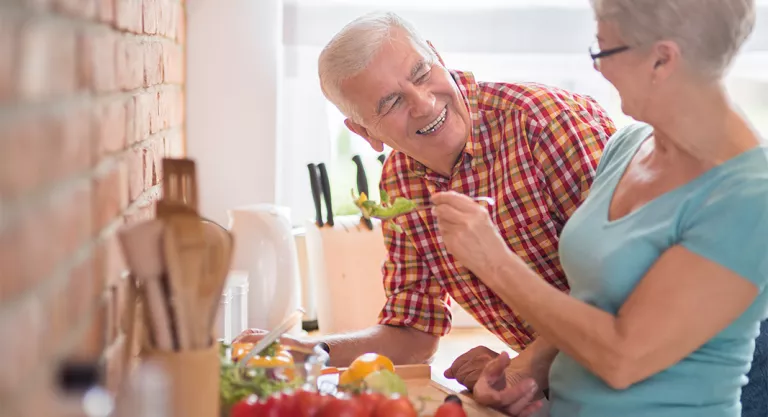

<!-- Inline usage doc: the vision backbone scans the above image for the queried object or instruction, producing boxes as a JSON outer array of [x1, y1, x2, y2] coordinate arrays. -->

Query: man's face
[[341, 29, 471, 175]]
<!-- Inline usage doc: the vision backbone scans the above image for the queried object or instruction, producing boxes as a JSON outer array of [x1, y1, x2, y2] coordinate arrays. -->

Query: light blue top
[[548, 123, 768, 417]]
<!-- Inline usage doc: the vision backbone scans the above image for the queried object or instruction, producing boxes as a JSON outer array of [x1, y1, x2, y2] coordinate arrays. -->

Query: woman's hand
[[431, 191, 510, 276]]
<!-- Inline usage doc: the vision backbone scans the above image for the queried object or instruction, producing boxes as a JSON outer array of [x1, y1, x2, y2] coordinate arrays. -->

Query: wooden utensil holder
[[141, 345, 220, 417]]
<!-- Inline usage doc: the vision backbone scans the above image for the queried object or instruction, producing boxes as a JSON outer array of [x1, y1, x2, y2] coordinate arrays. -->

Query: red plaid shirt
[[377, 70, 615, 350]]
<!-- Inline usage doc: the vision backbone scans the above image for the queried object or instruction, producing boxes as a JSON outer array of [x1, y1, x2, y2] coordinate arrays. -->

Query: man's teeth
[[417, 107, 447, 135]]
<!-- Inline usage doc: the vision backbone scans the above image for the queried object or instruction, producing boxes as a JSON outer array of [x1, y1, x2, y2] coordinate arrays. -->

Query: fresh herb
[[351, 189, 417, 233]]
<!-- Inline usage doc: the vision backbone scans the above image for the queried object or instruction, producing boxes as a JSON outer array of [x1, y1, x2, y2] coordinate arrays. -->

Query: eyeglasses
[[589, 41, 630, 69]]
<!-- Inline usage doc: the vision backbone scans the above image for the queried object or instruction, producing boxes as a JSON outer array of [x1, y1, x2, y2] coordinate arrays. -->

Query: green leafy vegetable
[[351, 189, 417, 233], [218, 342, 301, 414]]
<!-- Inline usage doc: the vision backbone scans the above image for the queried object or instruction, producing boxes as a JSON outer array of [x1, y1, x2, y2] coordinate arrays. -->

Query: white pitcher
[[227, 204, 302, 335]]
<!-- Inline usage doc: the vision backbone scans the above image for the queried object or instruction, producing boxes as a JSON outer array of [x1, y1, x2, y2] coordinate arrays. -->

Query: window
[[280, 1, 768, 226]]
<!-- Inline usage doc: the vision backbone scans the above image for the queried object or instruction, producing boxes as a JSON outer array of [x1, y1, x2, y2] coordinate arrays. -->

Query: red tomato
[[260, 393, 293, 417], [294, 390, 332, 417], [372, 396, 417, 417], [230, 395, 261, 417], [316, 396, 367, 417], [434, 402, 468, 417], [355, 391, 386, 414]]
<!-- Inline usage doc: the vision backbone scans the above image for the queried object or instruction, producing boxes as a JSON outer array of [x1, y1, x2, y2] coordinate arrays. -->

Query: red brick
[[125, 93, 137, 144], [95, 232, 127, 292], [25, 0, 52, 12], [0, 224, 24, 301], [175, 88, 185, 127], [143, 0, 157, 34], [0, 297, 45, 395], [18, 20, 77, 100], [128, 147, 146, 201], [149, 91, 161, 134], [93, 99, 127, 157], [152, 135, 164, 184], [92, 161, 128, 233], [99, 0, 116, 24], [134, 91, 153, 141], [165, 128, 184, 158], [65, 254, 101, 332], [53, 0, 97, 19], [0, 15, 18, 103], [79, 29, 116, 92], [116, 0, 143, 33], [0, 117, 52, 200], [144, 40, 163, 87], [73, 302, 107, 360], [124, 199, 155, 224], [157, 87, 171, 130], [116, 37, 144, 90], [53, 105, 93, 179], [162, 42, 183, 84], [51, 180, 93, 268], [156, 0, 170, 37], [175, 2, 185, 43]]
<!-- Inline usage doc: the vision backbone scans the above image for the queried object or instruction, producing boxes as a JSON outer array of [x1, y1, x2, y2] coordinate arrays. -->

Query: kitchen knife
[[307, 164, 324, 227], [317, 163, 334, 227], [351, 155, 373, 230]]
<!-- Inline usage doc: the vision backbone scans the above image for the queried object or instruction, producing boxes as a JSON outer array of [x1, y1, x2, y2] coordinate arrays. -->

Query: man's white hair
[[318, 12, 436, 123], [590, 0, 755, 79]]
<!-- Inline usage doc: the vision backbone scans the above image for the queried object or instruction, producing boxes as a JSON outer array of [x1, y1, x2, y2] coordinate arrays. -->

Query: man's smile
[[416, 106, 448, 135]]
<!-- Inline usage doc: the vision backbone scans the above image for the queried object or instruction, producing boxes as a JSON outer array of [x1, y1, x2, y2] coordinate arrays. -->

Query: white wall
[[185, 0, 283, 226]]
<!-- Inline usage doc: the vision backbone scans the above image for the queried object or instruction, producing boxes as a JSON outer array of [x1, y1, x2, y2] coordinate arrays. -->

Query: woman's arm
[[477, 245, 757, 389], [431, 189, 766, 390]]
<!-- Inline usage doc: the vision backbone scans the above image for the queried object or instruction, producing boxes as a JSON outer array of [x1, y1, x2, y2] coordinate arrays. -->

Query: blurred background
[[0, 0, 766, 415]]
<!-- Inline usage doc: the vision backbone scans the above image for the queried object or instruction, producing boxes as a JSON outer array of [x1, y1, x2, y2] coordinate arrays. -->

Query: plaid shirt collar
[[405, 70, 485, 180]]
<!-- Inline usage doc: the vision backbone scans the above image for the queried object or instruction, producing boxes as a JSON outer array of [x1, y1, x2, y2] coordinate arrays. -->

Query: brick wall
[[0, 0, 186, 415]]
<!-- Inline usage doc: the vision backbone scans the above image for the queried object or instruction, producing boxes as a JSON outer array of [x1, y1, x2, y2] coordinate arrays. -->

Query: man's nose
[[409, 89, 435, 119]]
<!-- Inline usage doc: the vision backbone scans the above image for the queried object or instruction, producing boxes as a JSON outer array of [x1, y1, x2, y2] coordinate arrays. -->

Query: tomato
[[372, 396, 417, 417], [434, 402, 468, 417], [316, 397, 367, 417], [230, 395, 261, 417], [354, 391, 386, 414], [294, 390, 332, 417]]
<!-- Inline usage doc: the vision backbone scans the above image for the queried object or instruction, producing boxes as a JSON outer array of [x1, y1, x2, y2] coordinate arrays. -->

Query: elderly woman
[[432, 1, 767, 416]]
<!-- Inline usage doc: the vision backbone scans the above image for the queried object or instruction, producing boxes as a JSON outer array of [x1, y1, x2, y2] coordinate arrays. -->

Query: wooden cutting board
[[324, 364, 505, 416], [394, 364, 505, 417]]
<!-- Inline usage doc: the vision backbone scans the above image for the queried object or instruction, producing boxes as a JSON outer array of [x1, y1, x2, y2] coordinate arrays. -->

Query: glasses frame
[[589, 42, 631, 68]]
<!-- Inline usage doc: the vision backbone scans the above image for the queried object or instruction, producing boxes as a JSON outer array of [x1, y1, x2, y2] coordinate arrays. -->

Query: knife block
[[305, 215, 389, 334], [141, 344, 220, 417]]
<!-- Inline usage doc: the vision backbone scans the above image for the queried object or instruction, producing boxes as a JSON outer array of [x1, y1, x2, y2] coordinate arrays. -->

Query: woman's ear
[[427, 40, 446, 66]]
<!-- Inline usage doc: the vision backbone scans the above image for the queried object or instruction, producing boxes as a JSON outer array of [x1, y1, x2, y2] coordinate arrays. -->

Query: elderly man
[[238, 10, 614, 403]]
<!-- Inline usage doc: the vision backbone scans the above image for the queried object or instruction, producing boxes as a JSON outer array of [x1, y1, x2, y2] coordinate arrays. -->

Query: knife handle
[[351, 155, 373, 230], [317, 163, 334, 227], [307, 164, 324, 227]]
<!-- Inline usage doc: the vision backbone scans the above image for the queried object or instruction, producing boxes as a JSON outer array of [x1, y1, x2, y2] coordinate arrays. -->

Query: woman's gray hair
[[590, 0, 756, 79], [318, 12, 436, 123]]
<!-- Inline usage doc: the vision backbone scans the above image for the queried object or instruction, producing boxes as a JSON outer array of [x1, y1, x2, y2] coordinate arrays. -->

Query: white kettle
[[227, 204, 302, 334]]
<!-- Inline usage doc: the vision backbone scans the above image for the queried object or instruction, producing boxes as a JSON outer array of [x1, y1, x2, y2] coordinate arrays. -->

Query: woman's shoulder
[[595, 122, 653, 177]]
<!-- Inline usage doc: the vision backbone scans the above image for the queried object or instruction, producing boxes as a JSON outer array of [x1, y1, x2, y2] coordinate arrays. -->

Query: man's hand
[[231, 325, 439, 367], [473, 352, 543, 417], [233, 329, 311, 349], [444, 346, 500, 390]]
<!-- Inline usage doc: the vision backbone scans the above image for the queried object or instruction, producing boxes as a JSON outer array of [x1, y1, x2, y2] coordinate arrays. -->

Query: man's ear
[[427, 40, 446, 67], [344, 119, 385, 152]]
